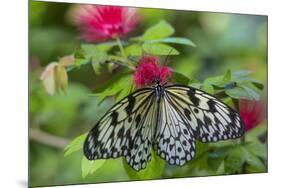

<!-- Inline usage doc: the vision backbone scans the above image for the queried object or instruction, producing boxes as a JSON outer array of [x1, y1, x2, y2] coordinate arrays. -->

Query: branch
[[30, 128, 70, 149]]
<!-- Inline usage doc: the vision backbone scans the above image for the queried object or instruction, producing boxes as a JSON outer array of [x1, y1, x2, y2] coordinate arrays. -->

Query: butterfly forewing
[[84, 88, 156, 171], [164, 85, 245, 142]]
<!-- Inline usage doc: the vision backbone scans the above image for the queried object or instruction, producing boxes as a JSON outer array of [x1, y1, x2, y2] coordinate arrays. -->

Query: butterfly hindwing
[[84, 88, 156, 171], [155, 92, 196, 166], [164, 85, 245, 142]]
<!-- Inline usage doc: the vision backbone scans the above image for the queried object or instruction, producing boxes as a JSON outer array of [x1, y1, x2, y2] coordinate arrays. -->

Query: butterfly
[[83, 80, 245, 171]]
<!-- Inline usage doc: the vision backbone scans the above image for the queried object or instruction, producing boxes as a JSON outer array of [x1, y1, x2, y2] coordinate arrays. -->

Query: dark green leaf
[[138, 20, 174, 40], [123, 150, 166, 180], [142, 43, 179, 55], [64, 133, 87, 157]]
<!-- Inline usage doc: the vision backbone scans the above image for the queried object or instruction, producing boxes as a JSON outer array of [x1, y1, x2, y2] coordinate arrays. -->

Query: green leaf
[[245, 142, 267, 160], [149, 37, 196, 47], [123, 150, 165, 180], [223, 69, 231, 82], [233, 70, 253, 78], [142, 43, 179, 55], [202, 82, 215, 94], [74, 58, 90, 67], [64, 133, 87, 157], [115, 79, 134, 102], [172, 71, 191, 85], [224, 146, 246, 174], [138, 20, 174, 40], [124, 44, 143, 56], [96, 41, 118, 51], [92, 74, 133, 103], [251, 80, 264, 90], [225, 85, 260, 100], [81, 156, 106, 178], [204, 75, 226, 88], [91, 50, 108, 75], [244, 150, 266, 173]]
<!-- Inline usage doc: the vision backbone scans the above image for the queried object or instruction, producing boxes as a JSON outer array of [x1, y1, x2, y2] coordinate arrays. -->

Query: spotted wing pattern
[[84, 88, 157, 171]]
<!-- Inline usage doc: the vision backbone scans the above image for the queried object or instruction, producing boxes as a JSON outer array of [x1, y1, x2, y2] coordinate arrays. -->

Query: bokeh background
[[29, 1, 267, 187]]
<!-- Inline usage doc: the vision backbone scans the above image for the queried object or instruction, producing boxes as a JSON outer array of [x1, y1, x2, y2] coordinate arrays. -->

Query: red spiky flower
[[72, 5, 140, 42], [239, 99, 266, 131], [134, 56, 172, 88]]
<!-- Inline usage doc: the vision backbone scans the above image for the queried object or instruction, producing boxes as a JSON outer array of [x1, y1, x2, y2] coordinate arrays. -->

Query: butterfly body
[[84, 84, 245, 171]]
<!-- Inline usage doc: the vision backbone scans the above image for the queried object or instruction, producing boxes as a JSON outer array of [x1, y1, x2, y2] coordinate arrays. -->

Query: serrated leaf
[[138, 20, 174, 40], [142, 43, 179, 55], [64, 133, 87, 157], [149, 37, 196, 47], [125, 44, 143, 56], [81, 156, 106, 178], [123, 150, 165, 180]]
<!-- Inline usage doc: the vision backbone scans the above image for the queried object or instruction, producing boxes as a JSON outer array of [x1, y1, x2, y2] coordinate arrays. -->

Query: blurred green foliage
[[29, 1, 267, 187]]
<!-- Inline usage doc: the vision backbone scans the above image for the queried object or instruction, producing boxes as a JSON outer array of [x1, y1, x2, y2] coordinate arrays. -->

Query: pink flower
[[239, 99, 266, 131], [134, 56, 172, 88], [72, 5, 140, 42]]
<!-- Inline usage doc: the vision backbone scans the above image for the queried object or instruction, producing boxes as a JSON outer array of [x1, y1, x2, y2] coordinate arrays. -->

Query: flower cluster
[[134, 56, 172, 88], [72, 5, 140, 42]]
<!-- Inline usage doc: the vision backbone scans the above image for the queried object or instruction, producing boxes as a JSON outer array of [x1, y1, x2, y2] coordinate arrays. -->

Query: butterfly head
[[134, 56, 172, 88]]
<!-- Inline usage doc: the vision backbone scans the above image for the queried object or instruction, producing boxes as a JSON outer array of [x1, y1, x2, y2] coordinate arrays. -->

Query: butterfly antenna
[[163, 48, 174, 67]]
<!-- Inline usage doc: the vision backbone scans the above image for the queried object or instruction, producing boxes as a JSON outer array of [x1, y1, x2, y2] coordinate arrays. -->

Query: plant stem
[[116, 37, 127, 59], [115, 37, 136, 69]]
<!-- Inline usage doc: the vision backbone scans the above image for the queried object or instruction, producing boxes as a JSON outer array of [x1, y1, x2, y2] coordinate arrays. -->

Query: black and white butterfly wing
[[84, 88, 158, 171], [164, 85, 245, 143], [154, 91, 196, 166]]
